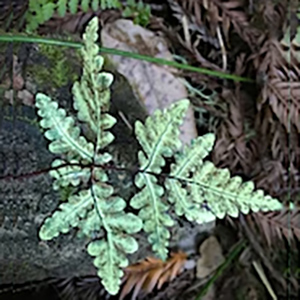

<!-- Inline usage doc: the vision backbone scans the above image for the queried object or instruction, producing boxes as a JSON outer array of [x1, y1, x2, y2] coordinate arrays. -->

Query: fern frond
[[69, 0, 80, 14], [72, 16, 116, 147], [35, 16, 284, 298], [86, 189, 142, 295], [36, 17, 142, 296], [57, 0, 68, 16], [131, 173, 174, 260], [131, 98, 282, 260], [26, 0, 122, 31], [35, 94, 94, 162], [191, 163, 282, 218], [49, 159, 92, 190], [100, 0, 121, 9], [131, 100, 189, 260], [39, 189, 94, 240], [167, 146, 282, 223], [166, 134, 216, 223], [135, 99, 189, 173]]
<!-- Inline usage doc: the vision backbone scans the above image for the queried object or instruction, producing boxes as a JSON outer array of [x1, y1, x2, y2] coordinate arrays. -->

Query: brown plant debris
[[196, 235, 225, 279], [248, 206, 300, 247], [174, 0, 265, 50], [119, 251, 188, 300]]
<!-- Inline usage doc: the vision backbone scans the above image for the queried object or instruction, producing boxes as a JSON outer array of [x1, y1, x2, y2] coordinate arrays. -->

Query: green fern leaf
[[35, 94, 94, 161], [135, 99, 189, 173], [72, 17, 116, 145], [39, 189, 94, 240], [57, 0, 68, 16], [170, 134, 215, 177], [101, 0, 121, 9], [35, 15, 284, 297], [49, 159, 92, 190], [130, 100, 189, 260], [191, 161, 283, 218], [86, 185, 142, 295], [130, 173, 174, 260], [81, 0, 90, 11], [165, 132, 282, 223], [42, 2, 56, 21], [36, 17, 142, 296], [87, 234, 138, 295], [165, 134, 216, 222], [26, 0, 122, 31], [49, 153, 112, 191], [92, 0, 99, 10], [69, 0, 79, 14]]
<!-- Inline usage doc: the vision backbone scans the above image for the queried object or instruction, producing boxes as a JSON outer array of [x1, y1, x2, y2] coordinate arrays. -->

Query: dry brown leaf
[[176, 0, 262, 50], [196, 235, 224, 279], [101, 19, 197, 145], [250, 25, 300, 198], [249, 206, 300, 247], [119, 251, 187, 300], [253, 33, 300, 132]]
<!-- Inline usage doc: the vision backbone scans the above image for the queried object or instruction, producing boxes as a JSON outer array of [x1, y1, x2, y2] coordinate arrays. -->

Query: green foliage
[[27, 43, 79, 89], [130, 100, 189, 260], [26, 0, 122, 31], [26, 0, 149, 31], [166, 136, 283, 223], [36, 17, 283, 296], [36, 18, 142, 295], [122, 0, 151, 27], [130, 105, 282, 260]]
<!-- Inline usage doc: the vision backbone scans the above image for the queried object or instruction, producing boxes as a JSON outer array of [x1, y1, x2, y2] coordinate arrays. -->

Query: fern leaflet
[[131, 104, 283, 260]]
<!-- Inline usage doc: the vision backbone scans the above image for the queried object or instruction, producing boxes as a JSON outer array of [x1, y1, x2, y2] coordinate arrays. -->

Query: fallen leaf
[[120, 251, 187, 300], [101, 19, 197, 144], [196, 235, 225, 278]]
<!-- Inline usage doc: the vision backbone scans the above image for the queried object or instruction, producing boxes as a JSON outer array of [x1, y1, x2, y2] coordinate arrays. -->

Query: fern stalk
[[0, 35, 253, 83]]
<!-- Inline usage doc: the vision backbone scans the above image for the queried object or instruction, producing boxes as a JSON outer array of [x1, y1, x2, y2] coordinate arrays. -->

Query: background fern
[[26, 0, 121, 31], [26, 0, 149, 31]]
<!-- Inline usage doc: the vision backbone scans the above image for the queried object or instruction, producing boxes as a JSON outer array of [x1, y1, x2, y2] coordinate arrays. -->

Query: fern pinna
[[36, 17, 283, 295], [27, 0, 121, 31], [26, 0, 124, 31]]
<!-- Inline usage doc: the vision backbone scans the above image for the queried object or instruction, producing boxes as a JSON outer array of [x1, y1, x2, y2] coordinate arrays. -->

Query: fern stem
[[0, 34, 254, 83], [0, 161, 82, 181]]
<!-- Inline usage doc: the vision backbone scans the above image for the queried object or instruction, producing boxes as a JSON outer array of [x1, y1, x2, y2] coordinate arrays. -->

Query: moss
[[28, 43, 81, 89], [58, 185, 77, 202]]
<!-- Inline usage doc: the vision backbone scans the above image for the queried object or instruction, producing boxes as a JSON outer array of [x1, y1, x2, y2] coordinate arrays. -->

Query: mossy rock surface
[[25, 42, 81, 92]]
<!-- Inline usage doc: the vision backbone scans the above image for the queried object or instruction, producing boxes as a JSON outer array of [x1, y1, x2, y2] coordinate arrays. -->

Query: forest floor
[[0, 0, 299, 299]]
